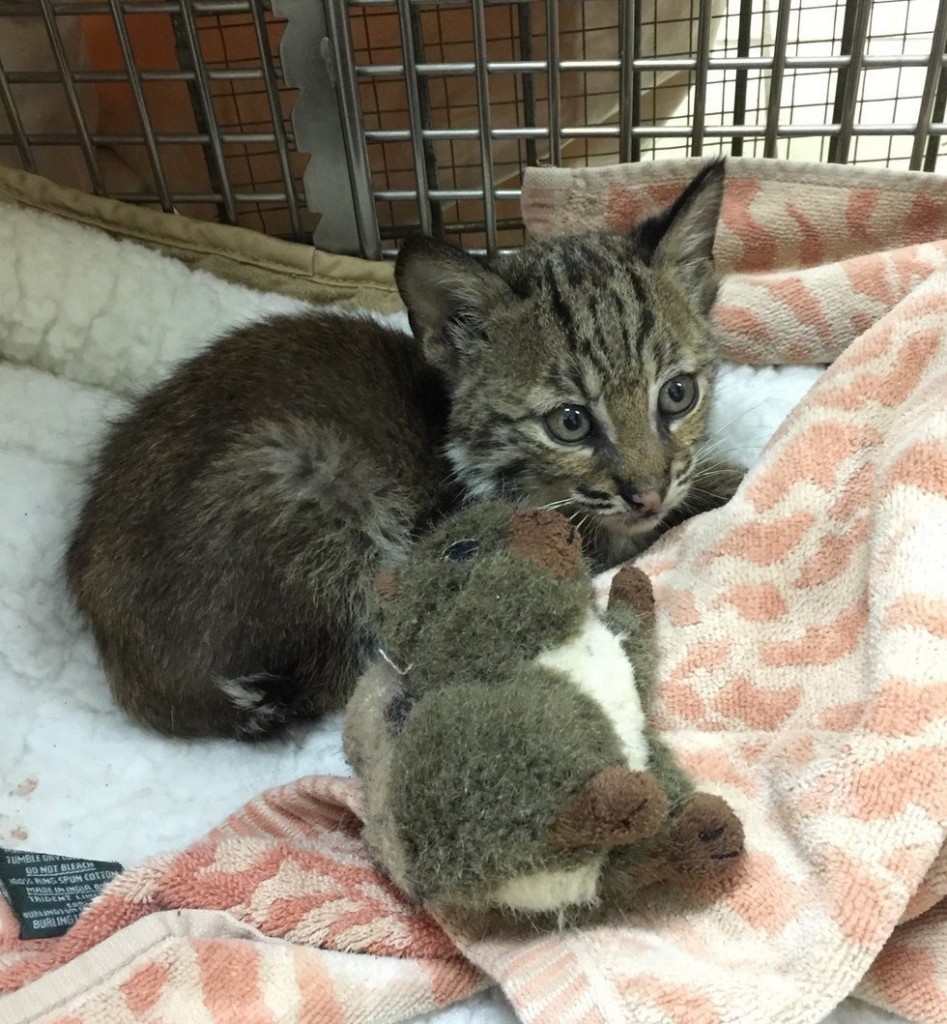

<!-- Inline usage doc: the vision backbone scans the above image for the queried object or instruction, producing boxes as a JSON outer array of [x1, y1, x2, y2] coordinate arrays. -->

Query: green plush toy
[[343, 501, 744, 922]]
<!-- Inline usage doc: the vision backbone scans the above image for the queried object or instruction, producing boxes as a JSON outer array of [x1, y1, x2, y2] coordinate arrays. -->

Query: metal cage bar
[[397, 0, 433, 235], [618, 0, 636, 164], [470, 0, 498, 256], [729, 0, 753, 157], [516, 3, 538, 169], [354, 122, 939, 142], [247, 0, 304, 238], [107, 0, 173, 212], [925, 28, 947, 172], [38, 0, 104, 192], [691, 0, 714, 157], [323, 0, 381, 257], [1, 0, 946, 261], [545, 0, 561, 166], [911, 0, 947, 171], [630, 0, 642, 163], [174, 0, 238, 223], [3, 68, 272, 83], [0, 57, 38, 173], [831, 0, 872, 163], [0, 1, 259, 12], [764, 0, 793, 159], [10, 123, 945, 147], [350, 54, 947, 79]]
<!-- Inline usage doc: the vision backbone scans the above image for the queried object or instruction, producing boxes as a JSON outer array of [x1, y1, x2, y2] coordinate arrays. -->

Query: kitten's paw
[[666, 792, 745, 887]]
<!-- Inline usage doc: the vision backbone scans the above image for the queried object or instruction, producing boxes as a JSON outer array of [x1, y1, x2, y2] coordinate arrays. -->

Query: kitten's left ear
[[632, 158, 726, 314], [395, 236, 513, 375]]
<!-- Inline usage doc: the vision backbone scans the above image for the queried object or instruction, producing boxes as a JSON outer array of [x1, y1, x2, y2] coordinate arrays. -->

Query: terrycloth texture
[[493, 159, 947, 1021], [523, 157, 947, 366], [0, 168, 920, 1023], [0, 777, 486, 1021]]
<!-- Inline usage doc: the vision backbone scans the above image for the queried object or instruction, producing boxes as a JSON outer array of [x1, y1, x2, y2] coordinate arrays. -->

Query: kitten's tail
[[214, 673, 303, 739], [115, 670, 306, 740]]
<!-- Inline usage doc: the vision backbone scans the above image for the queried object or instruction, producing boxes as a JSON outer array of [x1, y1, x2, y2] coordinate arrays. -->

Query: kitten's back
[[67, 311, 451, 738]]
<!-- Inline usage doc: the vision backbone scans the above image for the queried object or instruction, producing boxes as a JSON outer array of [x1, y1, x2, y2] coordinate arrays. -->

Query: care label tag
[[0, 848, 123, 939]]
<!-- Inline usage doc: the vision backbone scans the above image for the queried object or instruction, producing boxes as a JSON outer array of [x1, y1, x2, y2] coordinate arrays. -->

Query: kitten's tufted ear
[[632, 158, 725, 314], [395, 236, 512, 374]]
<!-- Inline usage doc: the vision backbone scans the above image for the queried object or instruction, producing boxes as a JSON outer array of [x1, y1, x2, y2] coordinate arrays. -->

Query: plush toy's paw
[[608, 565, 655, 616], [666, 792, 745, 887], [551, 767, 668, 850]]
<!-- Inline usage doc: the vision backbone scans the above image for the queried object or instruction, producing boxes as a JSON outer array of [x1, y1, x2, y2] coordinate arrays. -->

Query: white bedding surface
[[0, 202, 900, 1023]]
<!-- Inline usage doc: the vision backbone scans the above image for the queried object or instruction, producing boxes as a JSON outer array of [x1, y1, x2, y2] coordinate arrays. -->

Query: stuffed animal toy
[[343, 501, 745, 922]]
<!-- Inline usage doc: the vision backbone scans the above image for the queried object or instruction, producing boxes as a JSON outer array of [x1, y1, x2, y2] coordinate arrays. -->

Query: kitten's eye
[[544, 404, 594, 444], [442, 539, 479, 562], [658, 375, 699, 417]]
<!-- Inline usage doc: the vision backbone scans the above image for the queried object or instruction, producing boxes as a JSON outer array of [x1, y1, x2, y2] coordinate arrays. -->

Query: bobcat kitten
[[66, 160, 741, 739]]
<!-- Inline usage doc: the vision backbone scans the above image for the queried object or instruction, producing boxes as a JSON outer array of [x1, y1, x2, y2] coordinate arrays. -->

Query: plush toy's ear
[[395, 236, 513, 376], [507, 509, 583, 580], [631, 159, 725, 315]]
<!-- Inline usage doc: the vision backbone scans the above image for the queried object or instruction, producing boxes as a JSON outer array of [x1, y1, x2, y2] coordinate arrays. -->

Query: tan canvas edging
[[0, 165, 402, 314]]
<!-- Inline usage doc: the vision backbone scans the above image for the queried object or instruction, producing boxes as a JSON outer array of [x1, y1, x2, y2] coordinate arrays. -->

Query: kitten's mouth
[[567, 499, 667, 537], [605, 508, 666, 536], [527, 487, 669, 538]]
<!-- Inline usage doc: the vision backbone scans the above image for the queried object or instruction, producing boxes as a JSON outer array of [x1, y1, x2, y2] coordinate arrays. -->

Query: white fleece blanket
[[0, 201, 899, 1023]]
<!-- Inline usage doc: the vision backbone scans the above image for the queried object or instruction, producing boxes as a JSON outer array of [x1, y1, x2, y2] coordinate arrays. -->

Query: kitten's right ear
[[395, 236, 512, 374], [631, 159, 726, 314]]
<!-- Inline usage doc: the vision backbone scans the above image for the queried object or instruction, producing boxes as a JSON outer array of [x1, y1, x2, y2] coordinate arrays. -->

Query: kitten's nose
[[617, 481, 664, 514]]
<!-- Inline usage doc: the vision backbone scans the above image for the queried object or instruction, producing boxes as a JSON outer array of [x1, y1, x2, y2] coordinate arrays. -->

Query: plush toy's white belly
[[490, 859, 604, 913], [535, 611, 650, 771], [487, 613, 649, 914]]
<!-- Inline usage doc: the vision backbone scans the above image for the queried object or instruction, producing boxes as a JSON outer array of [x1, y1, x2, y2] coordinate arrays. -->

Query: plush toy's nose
[[507, 509, 583, 579]]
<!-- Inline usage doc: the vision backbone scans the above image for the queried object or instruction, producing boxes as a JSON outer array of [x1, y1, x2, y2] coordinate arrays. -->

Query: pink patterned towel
[[523, 157, 947, 365], [3, 158, 947, 1023], [0, 777, 486, 1022]]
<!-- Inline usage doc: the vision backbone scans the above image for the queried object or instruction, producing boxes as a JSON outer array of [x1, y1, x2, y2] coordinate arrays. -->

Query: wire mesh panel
[[318, 0, 947, 257], [0, 0, 312, 239], [1, 0, 945, 258]]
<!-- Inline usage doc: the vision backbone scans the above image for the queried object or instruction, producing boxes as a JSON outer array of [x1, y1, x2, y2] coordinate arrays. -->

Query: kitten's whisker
[[693, 449, 760, 474], [692, 463, 745, 489], [697, 399, 779, 463], [539, 498, 574, 512], [694, 458, 748, 475], [673, 496, 704, 518], [694, 441, 755, 466], [699, 444, 763, 457], [697, 440, 765, 462], [568, 509, 593, 537], [686, 487, 728, 502], [695, 438, 734, 462], [703, 397, 773, 441]]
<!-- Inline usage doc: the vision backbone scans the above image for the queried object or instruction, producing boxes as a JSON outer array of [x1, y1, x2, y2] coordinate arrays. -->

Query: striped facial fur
[[396, 160, 735, 568]]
